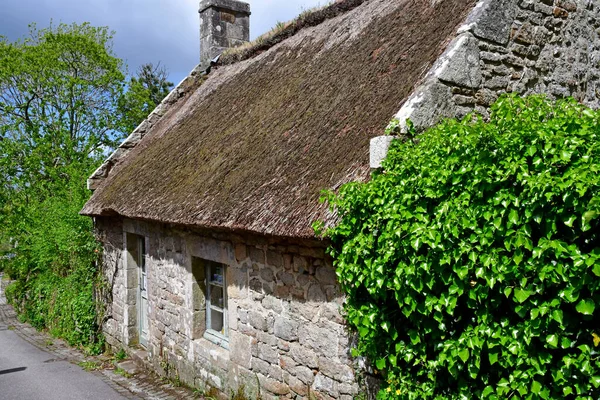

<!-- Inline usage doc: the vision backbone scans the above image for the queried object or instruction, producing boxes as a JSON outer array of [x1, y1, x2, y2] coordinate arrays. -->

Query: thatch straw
[[82, 0, 476, 238]]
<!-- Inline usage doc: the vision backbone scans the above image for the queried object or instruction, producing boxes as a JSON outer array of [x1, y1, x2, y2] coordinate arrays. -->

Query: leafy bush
[[323, 95, 600, 399], [3, 164, 104, 353]]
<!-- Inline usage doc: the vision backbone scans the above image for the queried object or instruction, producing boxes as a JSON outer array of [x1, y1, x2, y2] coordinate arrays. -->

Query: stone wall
[[95, 217, 360, 399], [395, 0, 600, 132]]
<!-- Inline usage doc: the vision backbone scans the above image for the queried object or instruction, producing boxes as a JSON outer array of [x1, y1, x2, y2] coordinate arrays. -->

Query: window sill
[[203, 330, 229, 350]]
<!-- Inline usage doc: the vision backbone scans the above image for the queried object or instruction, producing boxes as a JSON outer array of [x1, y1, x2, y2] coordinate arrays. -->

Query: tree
[[0, 23, 125, 210], [0, 23, 127, 352], [118, 62, 173, 132]]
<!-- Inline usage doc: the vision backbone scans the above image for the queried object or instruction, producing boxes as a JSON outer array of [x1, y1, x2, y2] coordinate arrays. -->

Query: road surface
[[0, 305, 126, 400]]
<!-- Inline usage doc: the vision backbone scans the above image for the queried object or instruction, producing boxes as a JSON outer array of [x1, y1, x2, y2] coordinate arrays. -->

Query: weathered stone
[[553, 6, 569, 19], [249, 277, 263, 293], [435, 33, 482, 88], [277, 271, 296, 286], [471, 0, 518, 45], [234, 243, 247, 262], [556, 0, 576, 12], [312, 373, 338, 398], [258, 342, 279, 364], [227, 267, 248, 299], [318, 357, 355, 383], [279, 355, 297, 372], [252, 357, 271, 376], [257, 374, 290, 396], [297, 273, 313, 288], [483, 75, 510, 90], [292, 365, 315, 385], [248, 246, 265, 264], [299, 247, 325, 259], [290, 287, 306, 301], [394, 80, 455, 133], [230, 331, 252, 369], [298, 324, 338, 357], [249, 310, 268, 332], [289, 300, 319, 321], [266, 250, 284, 268], [339, 383, 359, 395], [292, 255, 309, 273], [315, 266, 337, 285], [278, 339, 290, 352], [307, 284, 327, 302], [480, 50, 505, 63], [260, 267, 275, 282], [257, 330, 278, 346], [187, 237, 234, 265], [321, 303, 344, 324], [273, 284, 290, 298], [262, 295, 283, 313], [274, 317, 299, 341], [289, 342, 318, 369], [283, 254, 293, 270], [369, 135, 396, 169], [238, 308, 248, 324], [289, 375, 309, 396]]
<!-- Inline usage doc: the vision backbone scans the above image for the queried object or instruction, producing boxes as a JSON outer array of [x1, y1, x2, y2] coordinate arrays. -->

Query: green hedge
[[323, 95, 600, 399]]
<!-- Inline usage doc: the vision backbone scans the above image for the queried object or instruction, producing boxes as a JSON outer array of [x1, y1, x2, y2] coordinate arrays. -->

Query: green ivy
[[322, 95, 600, 399]]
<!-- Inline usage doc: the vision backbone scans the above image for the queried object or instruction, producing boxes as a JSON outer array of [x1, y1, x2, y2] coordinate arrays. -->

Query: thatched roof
[[82, 0, 476, 238]]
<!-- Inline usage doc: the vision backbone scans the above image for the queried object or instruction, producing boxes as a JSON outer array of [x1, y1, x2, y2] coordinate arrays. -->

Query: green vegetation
[[118, 62, 173, 133], [78, 360, 102, 371], [114, 348, 127, 361], [0, 23, 171, 353], [322, 95, 600, 399]]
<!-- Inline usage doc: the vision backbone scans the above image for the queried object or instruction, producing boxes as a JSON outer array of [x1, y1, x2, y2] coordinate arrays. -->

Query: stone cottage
[[81, 0, 600, 398]]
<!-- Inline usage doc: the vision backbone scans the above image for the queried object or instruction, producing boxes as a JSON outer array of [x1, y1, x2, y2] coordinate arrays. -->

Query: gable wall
[[396, 0, 600, 131], [95, 217, 361, 399]]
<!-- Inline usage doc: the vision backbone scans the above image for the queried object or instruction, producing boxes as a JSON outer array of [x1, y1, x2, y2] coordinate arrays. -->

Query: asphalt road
[[0, 323, 126, 400]]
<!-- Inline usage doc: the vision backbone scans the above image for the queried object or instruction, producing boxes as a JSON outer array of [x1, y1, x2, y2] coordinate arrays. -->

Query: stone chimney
[[199, 0, 250, 69]]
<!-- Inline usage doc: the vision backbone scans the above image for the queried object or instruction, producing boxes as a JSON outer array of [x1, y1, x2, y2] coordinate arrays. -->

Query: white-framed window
[[191, 257, 228, 348], [205, 261, 228, 347]]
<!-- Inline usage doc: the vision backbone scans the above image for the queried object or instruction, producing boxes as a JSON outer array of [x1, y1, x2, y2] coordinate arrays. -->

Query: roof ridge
[[217, 0, 369, 66]]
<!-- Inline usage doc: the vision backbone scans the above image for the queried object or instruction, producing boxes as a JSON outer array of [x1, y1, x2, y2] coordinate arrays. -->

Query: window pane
[[210, 285, 224, 309], [210, 309, 224, 333], [210, 264, 224, 285], [138, 237, 146, 273]]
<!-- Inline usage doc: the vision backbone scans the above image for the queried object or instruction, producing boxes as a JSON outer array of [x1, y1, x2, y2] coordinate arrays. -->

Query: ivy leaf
[[514, 289, 532, 304], [575, 299, 595, 315], [508, 209, 519, 225], [376, 358, 386, 370], [458, 348, 469, 363], [551, 309, 563, 325], [546, 334, 559, 348]]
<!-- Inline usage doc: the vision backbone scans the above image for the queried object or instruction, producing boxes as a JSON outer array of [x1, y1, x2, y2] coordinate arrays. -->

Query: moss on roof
[[82, 0, 477, 238]]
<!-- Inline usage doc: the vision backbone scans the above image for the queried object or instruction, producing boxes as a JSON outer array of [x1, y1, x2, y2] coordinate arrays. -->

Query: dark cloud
[[1, 0, 324, 84]]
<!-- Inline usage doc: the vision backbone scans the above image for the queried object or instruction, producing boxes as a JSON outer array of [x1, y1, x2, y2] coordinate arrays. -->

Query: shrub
[[3, 164, 103, 353], [323, 95, 600, 399]]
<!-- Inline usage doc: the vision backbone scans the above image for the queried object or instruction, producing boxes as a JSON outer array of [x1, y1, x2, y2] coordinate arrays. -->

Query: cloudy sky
[[1, 0, 325, 84]]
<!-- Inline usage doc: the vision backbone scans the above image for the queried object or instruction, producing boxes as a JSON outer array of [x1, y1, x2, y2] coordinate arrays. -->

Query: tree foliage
[[118, 62, 173, 133], [0, 23, 172, 352], [323, 95, 600, 399]]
